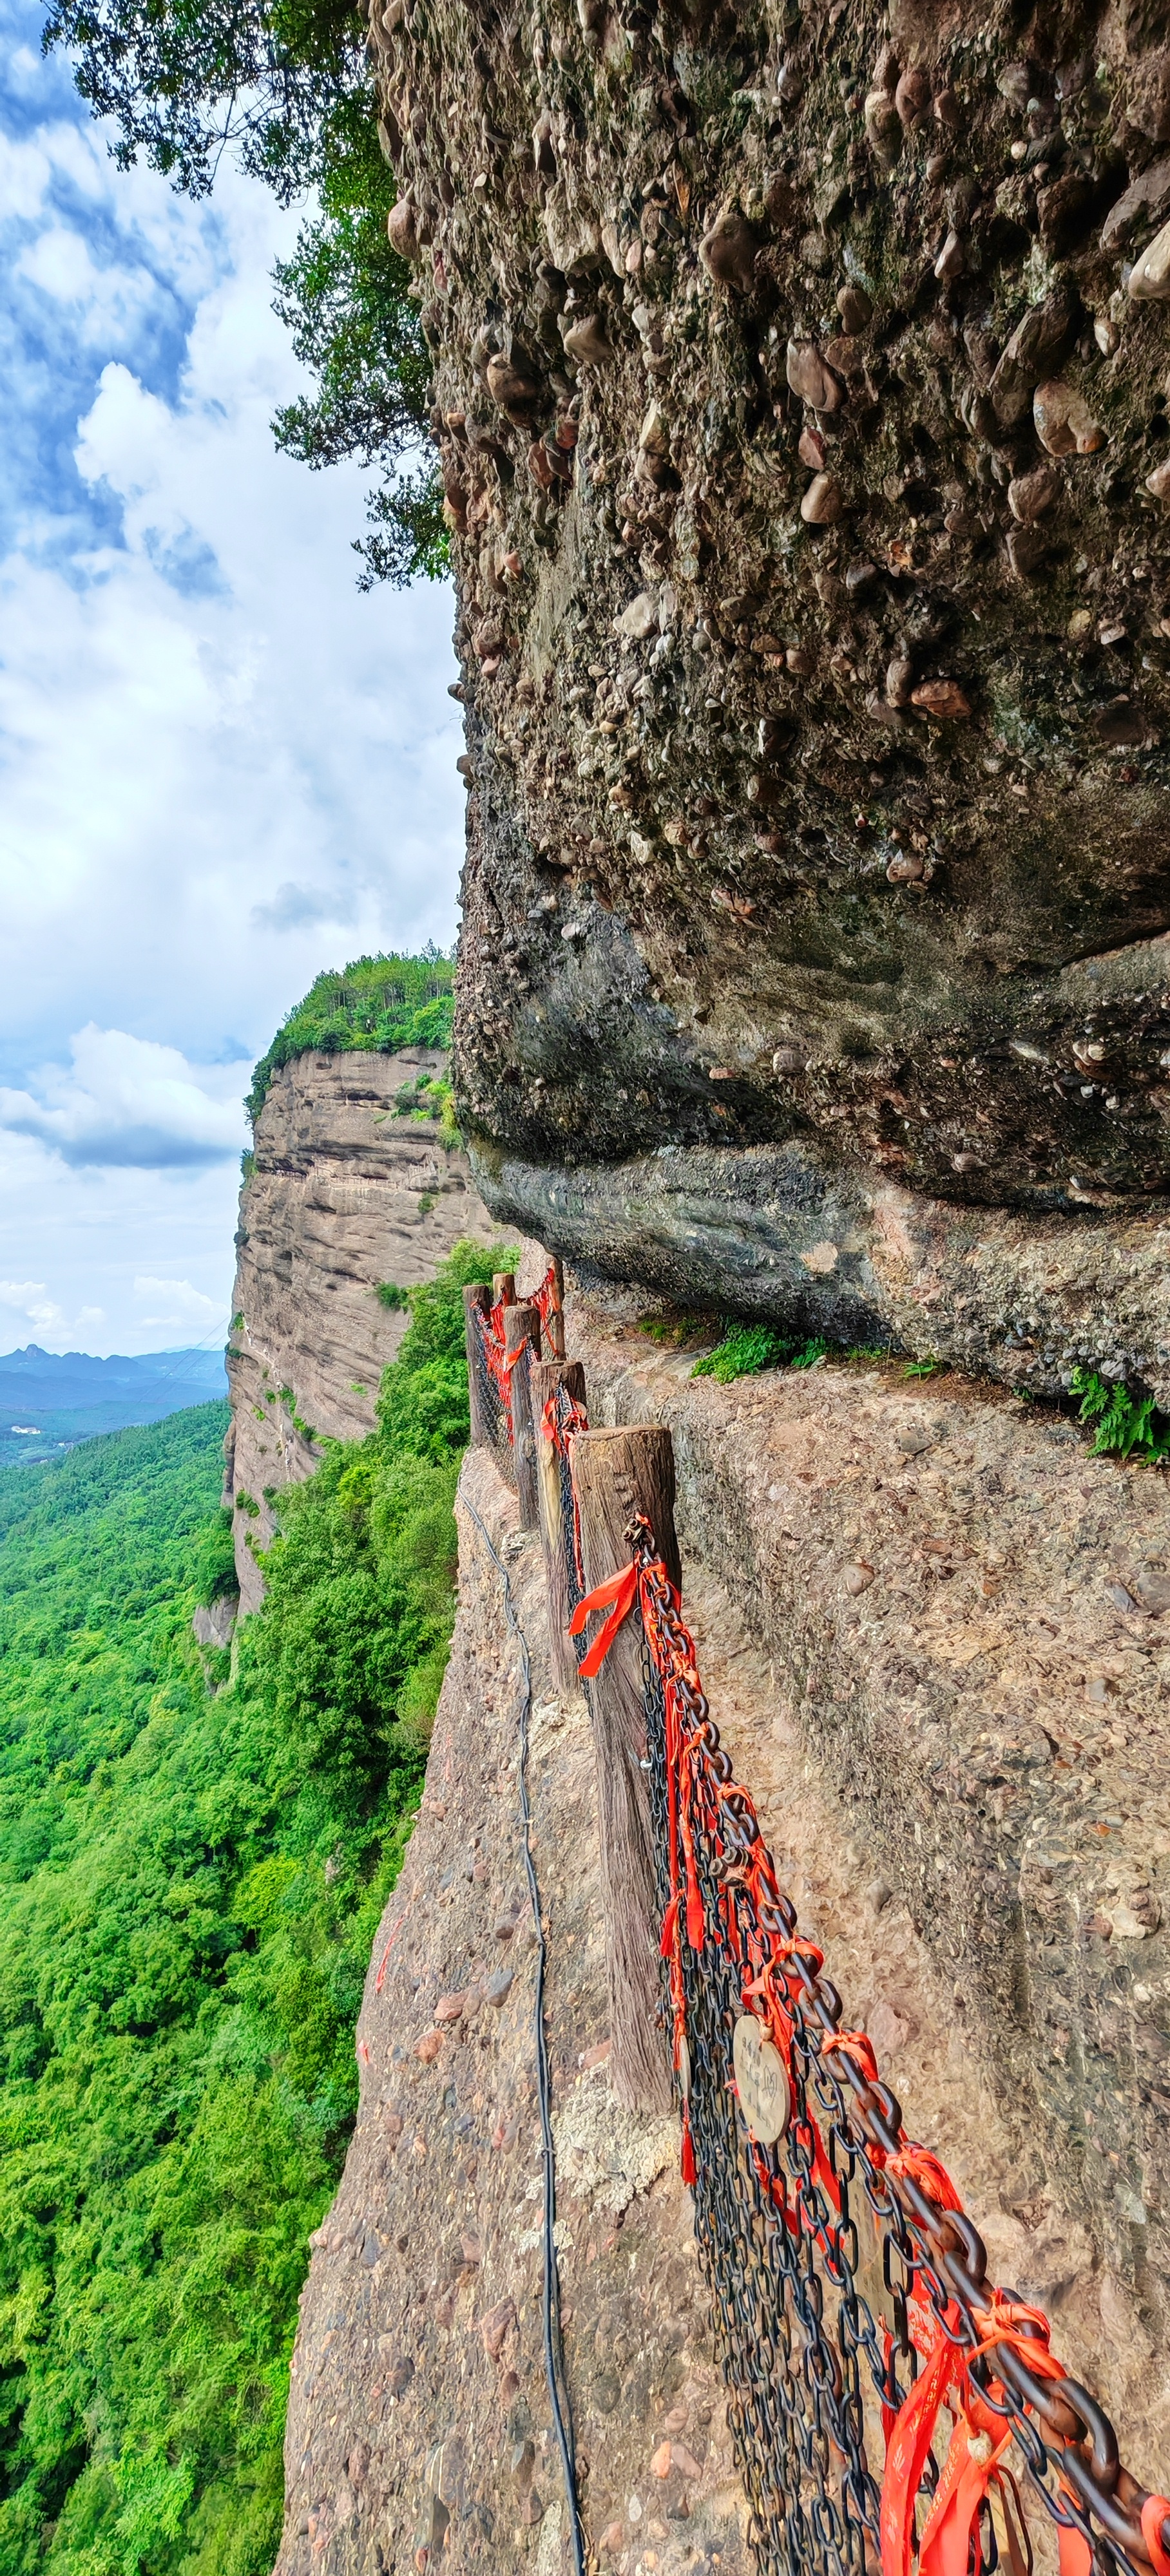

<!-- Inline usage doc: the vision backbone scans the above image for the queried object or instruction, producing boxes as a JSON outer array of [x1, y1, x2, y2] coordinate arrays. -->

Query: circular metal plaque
[[733, 2014, 791, 2146]]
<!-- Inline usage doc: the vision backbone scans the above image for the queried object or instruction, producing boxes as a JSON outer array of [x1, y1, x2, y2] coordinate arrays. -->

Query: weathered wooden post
[[492, 1271, 517, 1309], [571, 1425, 680, 2113], [463, 1283, 492, 1448], [503, 1302, 542, 1528], [546, 1255, 566, 1360], [531, 1357, 587, 1693]]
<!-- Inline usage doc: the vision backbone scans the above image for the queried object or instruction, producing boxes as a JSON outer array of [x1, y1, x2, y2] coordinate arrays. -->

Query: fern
[[1070, 1367, 1170, 1463]]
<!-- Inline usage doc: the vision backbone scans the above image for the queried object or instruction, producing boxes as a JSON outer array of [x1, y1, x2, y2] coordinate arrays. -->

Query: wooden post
[[463, 1284, 492, 1448], [492, 1271, 517, 1308], [503, 1302, 542, 1528], [532, 1358, 587, 1693], [546, 1256, 566, 1359], [571, 1425, 680, 2114]]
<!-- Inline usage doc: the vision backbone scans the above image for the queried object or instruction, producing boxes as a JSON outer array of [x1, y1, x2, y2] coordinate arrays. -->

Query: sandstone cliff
[[225, 1047, 497, 1609]]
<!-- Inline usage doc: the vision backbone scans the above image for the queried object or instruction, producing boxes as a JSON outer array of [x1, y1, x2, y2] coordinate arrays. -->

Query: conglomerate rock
[[369, 0, 1170, 1316]]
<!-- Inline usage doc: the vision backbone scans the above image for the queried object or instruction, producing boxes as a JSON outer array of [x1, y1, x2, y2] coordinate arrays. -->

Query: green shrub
[[692, 1325, 827, 1383], [1070, 1367, 1170, 1463], [376, 1282, 409, 1310]]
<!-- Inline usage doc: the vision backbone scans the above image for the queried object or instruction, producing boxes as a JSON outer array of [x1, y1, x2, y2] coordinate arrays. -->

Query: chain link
[[623, 1520, 1161, 2576]]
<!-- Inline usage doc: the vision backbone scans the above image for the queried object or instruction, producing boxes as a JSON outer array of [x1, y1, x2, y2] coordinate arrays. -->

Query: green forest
[[0, 1240, 503, 2576], [244, 951, 454, 1124]]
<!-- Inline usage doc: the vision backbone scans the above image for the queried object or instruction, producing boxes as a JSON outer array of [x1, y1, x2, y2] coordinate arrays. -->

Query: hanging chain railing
[[541, 1377, 589, 1626], [473, 1296, 517, 1487], [466, 1284, 1170, 2576], [566, 1514, 1170, 2576]]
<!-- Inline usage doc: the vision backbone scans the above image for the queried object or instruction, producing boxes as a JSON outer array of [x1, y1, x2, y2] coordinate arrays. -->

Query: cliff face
[[225, 1048, 496, 1609], [274, 1293, 1170, 2575], [367, 0, 1170, 1354], [274, 1448, 754, 2576]]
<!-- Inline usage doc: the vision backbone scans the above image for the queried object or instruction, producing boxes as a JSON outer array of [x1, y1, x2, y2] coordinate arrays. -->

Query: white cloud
[[15, 225, 160, 345], [0, 1277, 66, 1334], [249, 880, 360, 933], [0, 1124, 239, 1355], [0, 19, 468, 1351], [133, 1274, 223, 1330], [0, 1026, 249, 1168]]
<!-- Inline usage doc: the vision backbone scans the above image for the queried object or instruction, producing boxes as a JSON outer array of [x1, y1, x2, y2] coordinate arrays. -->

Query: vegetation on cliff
[[0, 1241, 498, 2575], [245, 949, 454, 1124]]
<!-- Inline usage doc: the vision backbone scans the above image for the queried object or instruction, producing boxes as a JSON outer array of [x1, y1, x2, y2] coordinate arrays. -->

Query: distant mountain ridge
[[0, 1344, 227, 1467]]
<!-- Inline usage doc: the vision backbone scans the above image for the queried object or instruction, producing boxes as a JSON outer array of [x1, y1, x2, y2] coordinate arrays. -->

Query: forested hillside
[[0, 1242, 502, 2576]]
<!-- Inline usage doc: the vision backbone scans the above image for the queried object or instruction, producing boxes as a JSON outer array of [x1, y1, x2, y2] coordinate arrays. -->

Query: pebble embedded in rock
[[485, 351, 542, 422], [1128, 213, 1170, 300], [1131, 1564, 1170, 1615], [836, 283, 872, 333], [614, 591, 660, 642], [486, 1968, 513, 2006], [434, 1989, 466, 2022], [387, 199, 421, 261], [562, 312, 611, 367], [1008, 464, 1060, 526], [786, 339, 845, 412], [1033, 381, 1106, 458], [801, 471, 843, 526], [698, 207, 758, 294], [910, 678, 971, 720], [895, 64, 930, 125], [864, 87, 903, 169]]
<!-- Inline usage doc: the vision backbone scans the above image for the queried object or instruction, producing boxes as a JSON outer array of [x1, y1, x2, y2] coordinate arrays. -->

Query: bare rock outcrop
[[369, 0, 1170, 1347], [225, 1048, 496, 1608]]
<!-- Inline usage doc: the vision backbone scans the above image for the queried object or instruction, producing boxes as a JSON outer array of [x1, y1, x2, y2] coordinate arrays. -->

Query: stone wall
[[225, 1048, 497, 1610]]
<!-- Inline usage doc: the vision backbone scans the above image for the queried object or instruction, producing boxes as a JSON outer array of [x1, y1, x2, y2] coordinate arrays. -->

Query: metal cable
[[461, 1494, 587, 2576]]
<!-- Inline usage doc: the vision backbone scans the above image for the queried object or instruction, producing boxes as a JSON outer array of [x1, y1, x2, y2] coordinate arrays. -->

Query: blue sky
[[0, 0, 464, 1354]]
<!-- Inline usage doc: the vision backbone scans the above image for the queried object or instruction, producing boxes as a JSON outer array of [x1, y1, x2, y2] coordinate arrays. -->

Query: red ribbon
[[1143, 2497, 1170, 2576], [568, 1560, 639, 1679]]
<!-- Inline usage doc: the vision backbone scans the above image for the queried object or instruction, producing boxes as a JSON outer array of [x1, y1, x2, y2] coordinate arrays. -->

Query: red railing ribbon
[[568, 1561, 639, 1678]]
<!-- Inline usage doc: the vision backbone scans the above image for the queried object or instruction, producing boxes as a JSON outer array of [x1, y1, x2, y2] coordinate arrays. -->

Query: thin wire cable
[[461, 1495, 587, 2576]]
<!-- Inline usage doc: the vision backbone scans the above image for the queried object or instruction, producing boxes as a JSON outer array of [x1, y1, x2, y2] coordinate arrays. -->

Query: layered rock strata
[[225, 1048, 495, 1609], [276, 1301, 1170, 2573], [483, 1135, 1170, 1403], [369, 0, 1170, 1332]]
